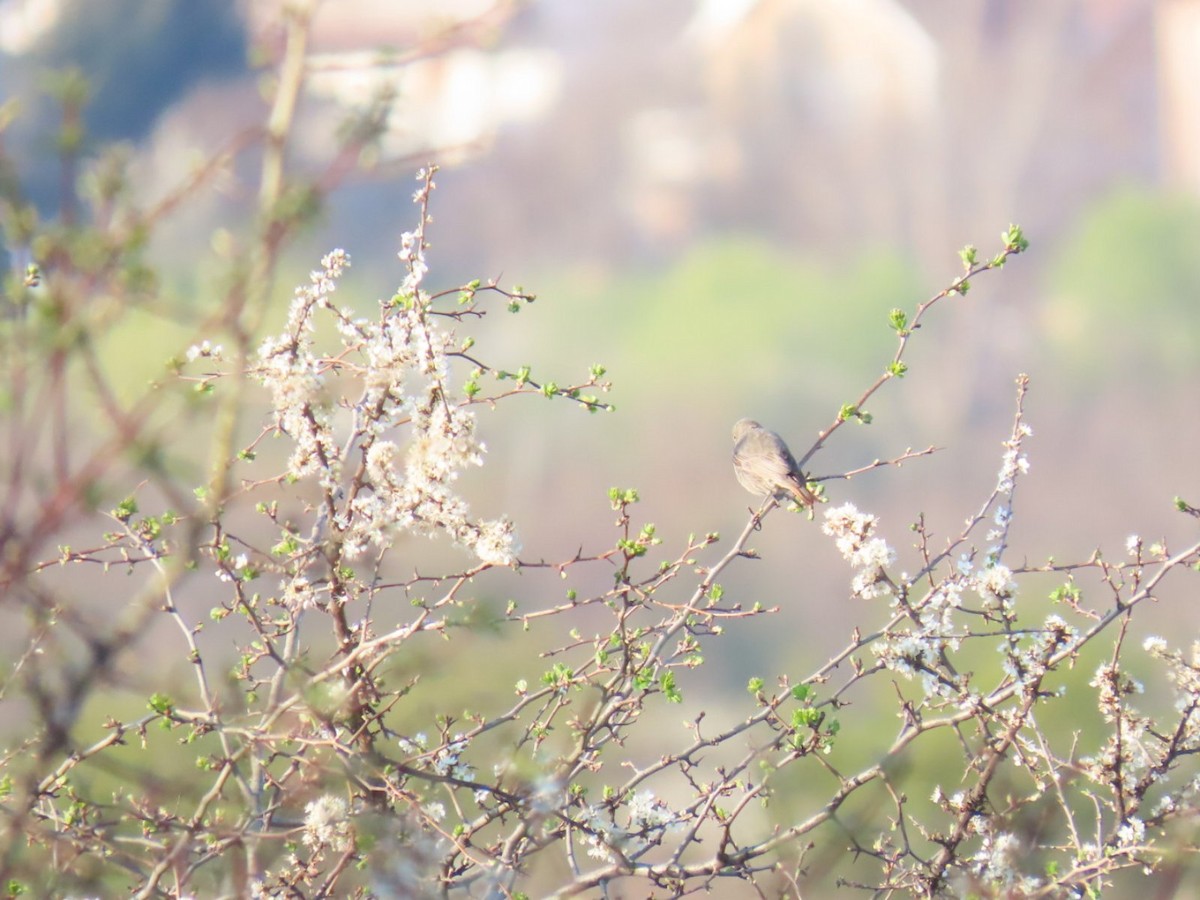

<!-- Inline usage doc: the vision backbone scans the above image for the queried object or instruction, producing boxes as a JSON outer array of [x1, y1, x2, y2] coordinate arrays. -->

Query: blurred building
[[1157, 0, 1200, 192], [2, 0, 1190, 269]]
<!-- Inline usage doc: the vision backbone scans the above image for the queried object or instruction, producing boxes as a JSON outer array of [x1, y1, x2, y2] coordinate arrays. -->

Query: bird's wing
[[737, 431, 799, 483]]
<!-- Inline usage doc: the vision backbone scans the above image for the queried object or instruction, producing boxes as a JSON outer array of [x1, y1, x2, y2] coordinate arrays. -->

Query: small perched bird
[[731, 418, 819, 507]]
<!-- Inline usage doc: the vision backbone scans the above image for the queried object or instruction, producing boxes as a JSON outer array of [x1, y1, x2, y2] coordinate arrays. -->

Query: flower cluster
[[822, 502, 896, 599], [579, 791, 683, 863], [971, 562, 1017, 615], [255, 249, 348, 491], [185, 339, 223, 361], [431, 736, 475, 781], [996, 422, 1032, 494], [1078, 660, 1155, 810], [250, 175, 520, 568], [303, 794, 353, 853], [969, 828, 1026, 890]]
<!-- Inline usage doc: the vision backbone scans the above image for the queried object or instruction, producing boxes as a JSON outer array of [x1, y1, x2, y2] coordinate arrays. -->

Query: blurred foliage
[[542, 237, 923, 416], [1, 0, 246, 211], [1046, 189, 1200, 385], [33, 0, 246, 143]]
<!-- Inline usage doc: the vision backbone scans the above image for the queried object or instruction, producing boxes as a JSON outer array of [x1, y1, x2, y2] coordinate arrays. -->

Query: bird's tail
[[789, 478, 820, 507]]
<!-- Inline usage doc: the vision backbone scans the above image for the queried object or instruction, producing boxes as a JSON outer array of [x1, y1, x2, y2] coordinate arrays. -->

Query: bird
[[731, 418, 819, 508]]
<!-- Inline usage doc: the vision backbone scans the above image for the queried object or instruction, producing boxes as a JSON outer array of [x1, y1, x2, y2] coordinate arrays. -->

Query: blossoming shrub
[[3, 10, 1200, 887], [5, 151, 1200, 900]]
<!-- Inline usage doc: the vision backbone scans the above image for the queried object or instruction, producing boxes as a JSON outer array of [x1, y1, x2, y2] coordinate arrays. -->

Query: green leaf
[[617, 538, 647, 557], [541, 663, 573, 690], [1049, 583, 1081, 604], [608, 487, 639, 509], [791, 707, 821, 729], [660, 670, 683, 703], [1003, 223, 1029, 252], [271, 532, 300, 556]]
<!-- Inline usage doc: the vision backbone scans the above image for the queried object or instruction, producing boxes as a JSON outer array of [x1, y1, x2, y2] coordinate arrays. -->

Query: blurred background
[[4, 0, 1200, 716], [2, 0, 1199, 888]]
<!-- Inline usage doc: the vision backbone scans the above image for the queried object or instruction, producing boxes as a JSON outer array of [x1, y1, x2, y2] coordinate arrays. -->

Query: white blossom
[[424, 801, 446, 822], [823, 503, 895, 599], [398, 733, 429, 754], [972, 564, 1016, 612], [628, 790, 675, 830], [303, 794, 352, 852], [1143, 636, 1168, 655], [281, 575, 319, 611], [996, 423, 1032, 494], [1115, 818, 1146, 846], [972, 831, 1024, 887], [585, 834, 613, 861], [472, 518, 522, 567], [185, 339, 223, 362], [260, 229, 522, 567], [431, 738, 474, 781]]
